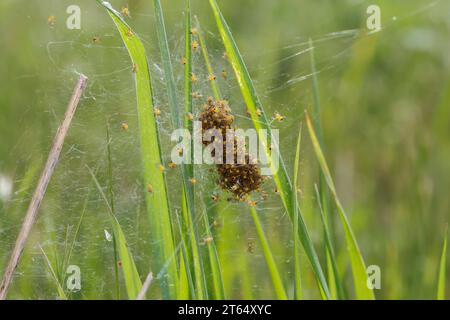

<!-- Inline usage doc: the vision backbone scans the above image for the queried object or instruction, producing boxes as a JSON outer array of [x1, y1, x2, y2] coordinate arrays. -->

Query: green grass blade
[[183, 0, 196, 195], [181, 192, 207, 299], [111, 232, 121, 299], [314, 184, 345, 300], [306, 113, 374, 300], [309, 38, 344, 300], [115, 228, 141, 298], [112, 222, 142, 299], [192, 14, 228, 300], [207, 0, 330, 299], [309, 39, 324, 144], [88, 166, 142, 299], [293, 123, 302, 300], [437, 225, 448, 300], [182, 0, 210, 299], [202, 212, 225, 299], [97, 0, 177, 298], [250, 207, 287, 300], [153, 0, 180, 129], [105, 125, 121, 299], [180, 191, 208, 299], [39, 246, 67, 300], [194, 16, 222, 100], [175, 209, 195, 299], [64, 175, 90, 272], [154, 0, 202, 299], [178, 247, 190, 299], [184, 0, 193, 130]]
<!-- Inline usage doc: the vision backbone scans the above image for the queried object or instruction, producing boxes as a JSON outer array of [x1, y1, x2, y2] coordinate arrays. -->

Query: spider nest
[[199, 97, 264, 200]]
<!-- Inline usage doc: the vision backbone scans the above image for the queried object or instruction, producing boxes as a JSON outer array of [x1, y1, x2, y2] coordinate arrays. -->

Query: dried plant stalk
[[136, 272, 154, 300], [0, 74, 88, 300]]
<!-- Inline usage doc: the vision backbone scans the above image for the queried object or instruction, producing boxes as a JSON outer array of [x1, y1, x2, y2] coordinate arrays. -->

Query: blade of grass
[[175, 209, 195, 299], [309, 39, 325, 144], [178, 248, 190, 299], [97, 0, 177, 298], [178, 190, 208, 298], [192, 15, 229, 299], [64, 184, 90, 271], [63, 179, 94, 299], [314, 184, 345, 300], [111, 233, 121, 299], [106, 124, 121, 300], [309, 38, 344, 300], [216, 206, 254, 299], [201, 212, 225, 299], [153, 0, 181, 129], [184, 0, 194, 130], [154, 0, 201, 298], [207, 0, 330, 299], [88, 166, 142, 299], [250, 207, 288, 300], [306, 113, 374, 300], [136, 272, 154, 300], [181, 191, 207, 299], [180, 0, 209, 299], [292, 123, 302, 300], [177, 208, 196, 300], [194, 16, 222, 100], [437, 225, 448, 300], [39, 245, 67, 300]]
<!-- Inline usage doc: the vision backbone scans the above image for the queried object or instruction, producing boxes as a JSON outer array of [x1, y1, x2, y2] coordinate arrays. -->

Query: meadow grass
[[98, 0, 178, 299], [54, 0, 447, 300], [0, 0, 447, 300]]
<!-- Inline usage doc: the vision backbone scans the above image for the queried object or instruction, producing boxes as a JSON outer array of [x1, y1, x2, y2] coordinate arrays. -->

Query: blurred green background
[[0, 0, 449, 299]]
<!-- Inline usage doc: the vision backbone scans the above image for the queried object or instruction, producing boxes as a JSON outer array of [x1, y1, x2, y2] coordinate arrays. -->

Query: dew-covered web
[[0, 0, 442, 299]]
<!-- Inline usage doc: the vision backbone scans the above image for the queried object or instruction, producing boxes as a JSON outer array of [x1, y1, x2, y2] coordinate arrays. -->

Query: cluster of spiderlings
[[199, 98, 264, 200]]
